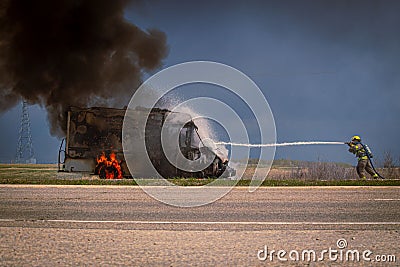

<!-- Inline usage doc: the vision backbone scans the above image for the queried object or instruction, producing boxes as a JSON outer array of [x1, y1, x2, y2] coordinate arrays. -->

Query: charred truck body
[[61, 107, 233, 178]]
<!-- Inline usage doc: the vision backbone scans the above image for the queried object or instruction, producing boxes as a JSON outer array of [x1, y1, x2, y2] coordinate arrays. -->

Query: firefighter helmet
[[351, 135, 361, 142]]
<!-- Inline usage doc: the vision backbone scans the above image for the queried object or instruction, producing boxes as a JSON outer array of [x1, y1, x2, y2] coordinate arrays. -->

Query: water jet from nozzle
[[214, 141, 345, 147]]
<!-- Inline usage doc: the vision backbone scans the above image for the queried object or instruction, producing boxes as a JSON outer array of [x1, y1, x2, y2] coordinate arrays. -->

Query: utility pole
[[15, 100, 36, 164]]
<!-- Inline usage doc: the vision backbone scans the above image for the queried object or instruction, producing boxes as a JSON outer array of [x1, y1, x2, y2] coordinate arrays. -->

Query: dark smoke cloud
[[0, 0, 168, 136]]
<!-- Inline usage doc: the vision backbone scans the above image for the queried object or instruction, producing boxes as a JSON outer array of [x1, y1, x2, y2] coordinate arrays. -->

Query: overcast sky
[[1, 0, 399, 164]]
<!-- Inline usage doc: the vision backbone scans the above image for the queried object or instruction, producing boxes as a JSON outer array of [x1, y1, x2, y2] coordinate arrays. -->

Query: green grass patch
[[167, 178, 400, 187], [238, 179, 400, 187], [0, 164, 399, 186], [0, 177, 138, 186]]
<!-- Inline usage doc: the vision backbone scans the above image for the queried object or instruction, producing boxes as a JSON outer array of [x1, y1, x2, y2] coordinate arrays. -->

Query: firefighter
[[346, 135, 379, 179]]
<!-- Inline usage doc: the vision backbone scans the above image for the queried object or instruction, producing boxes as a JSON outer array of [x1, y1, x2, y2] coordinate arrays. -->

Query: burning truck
[[59, 106, 234, 178]]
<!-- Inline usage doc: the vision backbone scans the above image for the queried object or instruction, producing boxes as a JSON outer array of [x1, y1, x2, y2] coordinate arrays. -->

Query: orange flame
[[96, 152, 122, 179]]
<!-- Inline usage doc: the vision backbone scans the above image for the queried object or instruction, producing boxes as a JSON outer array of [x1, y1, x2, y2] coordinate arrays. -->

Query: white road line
[[0, 219, 399, 225], [373, 199, 400, 201]]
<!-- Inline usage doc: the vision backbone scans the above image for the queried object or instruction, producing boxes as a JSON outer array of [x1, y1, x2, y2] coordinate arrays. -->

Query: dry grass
[[0, 164, 58, 182], [0, 163, 399, 186], [238, 161, 398, 180]]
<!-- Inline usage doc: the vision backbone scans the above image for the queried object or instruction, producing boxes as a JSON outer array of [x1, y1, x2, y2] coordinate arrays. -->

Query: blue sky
[[1, 0, 399, 164]]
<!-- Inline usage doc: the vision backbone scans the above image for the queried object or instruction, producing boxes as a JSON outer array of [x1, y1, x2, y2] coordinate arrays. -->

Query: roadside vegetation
[[0, 159, 398, 186]]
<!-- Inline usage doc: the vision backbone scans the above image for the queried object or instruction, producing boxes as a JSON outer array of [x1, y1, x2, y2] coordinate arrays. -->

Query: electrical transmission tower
[[15, 100, 36, 164]]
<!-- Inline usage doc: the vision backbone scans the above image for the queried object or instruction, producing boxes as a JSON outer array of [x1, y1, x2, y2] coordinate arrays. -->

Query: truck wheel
[[98, 165, 106, 179]]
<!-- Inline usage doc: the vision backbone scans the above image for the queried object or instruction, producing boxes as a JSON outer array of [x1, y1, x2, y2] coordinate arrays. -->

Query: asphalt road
[[1, 185, 399, 266]]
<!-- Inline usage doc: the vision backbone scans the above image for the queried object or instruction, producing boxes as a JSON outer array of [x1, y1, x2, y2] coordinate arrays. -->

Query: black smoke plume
[[0, 0, 168, 136]]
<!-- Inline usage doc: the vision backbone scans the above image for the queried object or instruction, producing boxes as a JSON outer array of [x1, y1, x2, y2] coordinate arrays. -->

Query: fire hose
[[345, 142, 385, 179], [360, 142, 385, 179]]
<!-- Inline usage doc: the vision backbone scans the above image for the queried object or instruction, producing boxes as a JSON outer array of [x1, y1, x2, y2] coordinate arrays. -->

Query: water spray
[[214, 141, 345, 147], [215, 140, 385, 179]]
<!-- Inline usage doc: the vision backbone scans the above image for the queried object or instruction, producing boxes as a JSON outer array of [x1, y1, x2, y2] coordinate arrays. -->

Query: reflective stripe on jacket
[[348, 142, 367, 159]]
